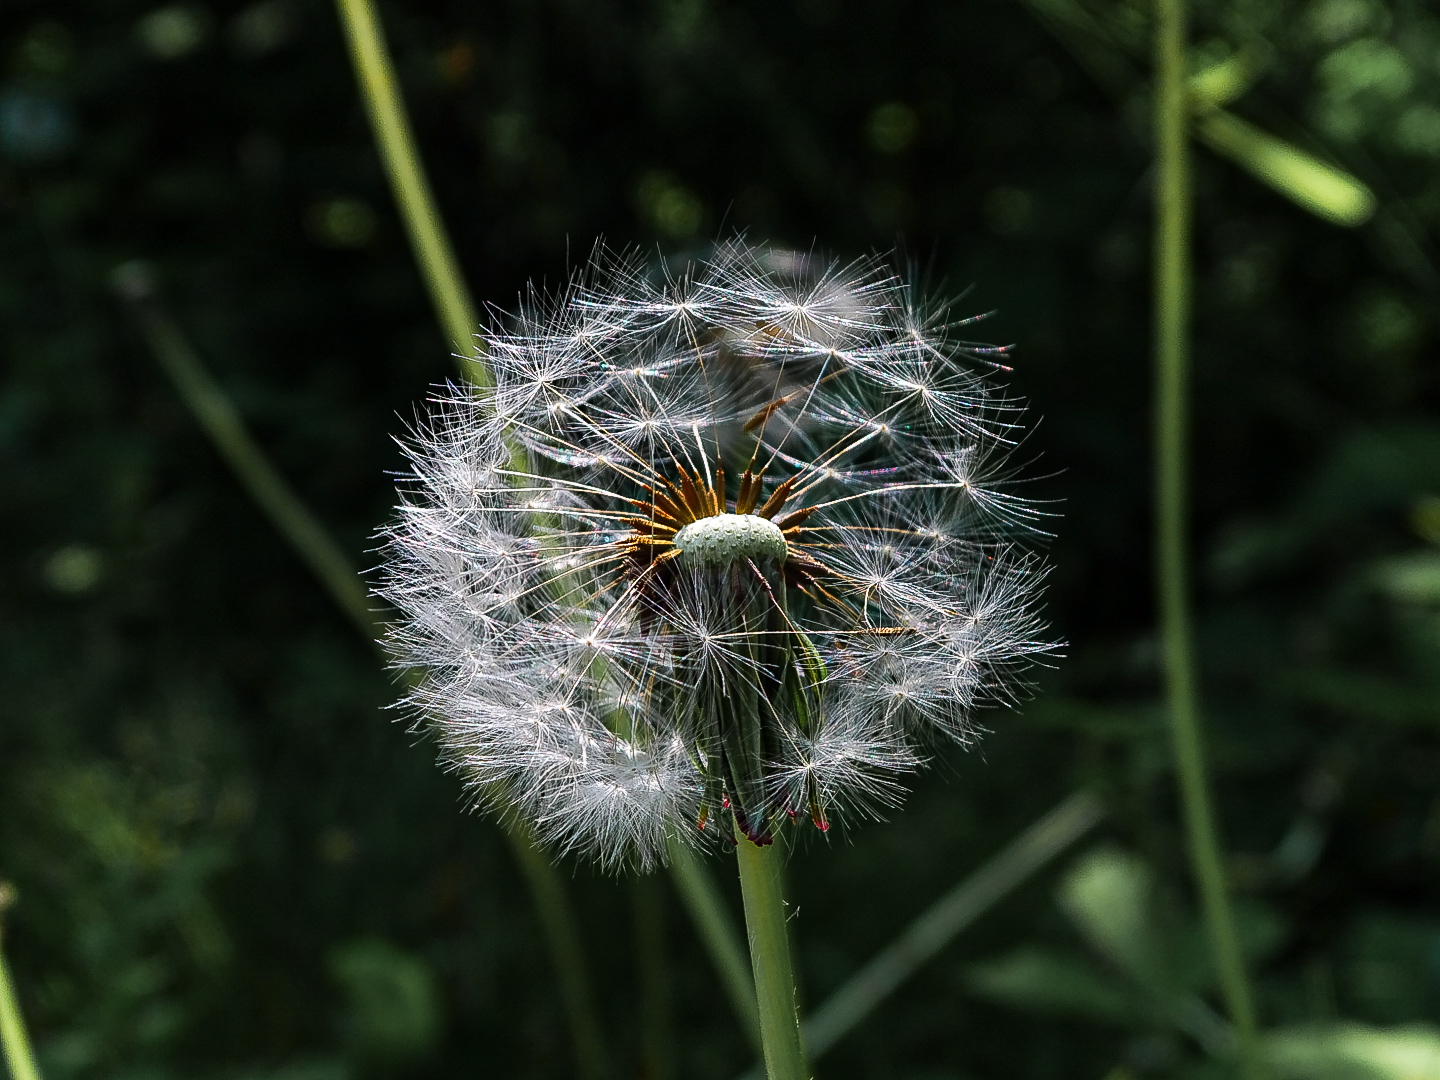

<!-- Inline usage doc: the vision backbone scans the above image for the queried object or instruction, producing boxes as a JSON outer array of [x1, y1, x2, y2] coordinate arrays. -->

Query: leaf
[[1189, 50, 1265, 111], [1057, 846, 1164, 987], [1266, 1024, 1440, 1080], [1194, 110, 1376, 227], [1371, 551, 1440, 606], [329, 939, 443, 1063]]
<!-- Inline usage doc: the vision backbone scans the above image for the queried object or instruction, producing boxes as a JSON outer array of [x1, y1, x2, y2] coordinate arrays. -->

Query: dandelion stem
[[735, 833, 809, 1080], [1153, 2, 1266, 1077], [326, 12, 875, 1063], [331, 0, 488, 384], [667, 838, 762, 1052], [0, 894, 43, 1080]]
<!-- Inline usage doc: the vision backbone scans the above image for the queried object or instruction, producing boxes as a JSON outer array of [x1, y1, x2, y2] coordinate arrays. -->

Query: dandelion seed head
[[379, 240, 1059, 870]]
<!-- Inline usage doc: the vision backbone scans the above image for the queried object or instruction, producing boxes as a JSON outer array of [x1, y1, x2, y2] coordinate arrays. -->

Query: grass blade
[[802, 790, 1104, 1060], [112, 273, 612, 1080]]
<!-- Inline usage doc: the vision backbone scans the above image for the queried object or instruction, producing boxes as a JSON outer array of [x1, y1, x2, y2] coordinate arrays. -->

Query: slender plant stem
[[1153, 3, 1265, 1079], [329, 3, 763, 1067], [667, 838, 762, 1052], [734, 834, 809, 1080], [332, 0, 487, 383], [0, 903, 43, 1080]]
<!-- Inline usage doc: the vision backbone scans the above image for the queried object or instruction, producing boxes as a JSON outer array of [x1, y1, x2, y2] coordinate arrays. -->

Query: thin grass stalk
[[113, 276, 611, 1080], [112, 267, 383, 647], [667, 839, 762, 1053], [0, 900, 43, 1080], [1153, 2, 1266, 1078], [734, 835, 809, 1080]]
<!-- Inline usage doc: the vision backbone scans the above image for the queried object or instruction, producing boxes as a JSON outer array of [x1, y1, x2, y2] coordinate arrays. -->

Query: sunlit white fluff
[[379, 240, 1057, 870]]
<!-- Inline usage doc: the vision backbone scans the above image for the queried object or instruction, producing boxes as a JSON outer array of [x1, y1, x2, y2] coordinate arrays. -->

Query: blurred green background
[[3, 0, 1439, 1078]]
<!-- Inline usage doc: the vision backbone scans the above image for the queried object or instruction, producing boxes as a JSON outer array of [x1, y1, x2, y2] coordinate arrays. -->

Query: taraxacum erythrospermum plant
[[380, 240, 1056, 870]]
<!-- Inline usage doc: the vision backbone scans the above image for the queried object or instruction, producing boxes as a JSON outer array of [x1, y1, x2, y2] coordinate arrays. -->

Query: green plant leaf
[[1265, 1024, 1440, 1080], [1057, 846, 1164, 988], [1194, 110, 1376, 227], [329, 939, 443, 1065]]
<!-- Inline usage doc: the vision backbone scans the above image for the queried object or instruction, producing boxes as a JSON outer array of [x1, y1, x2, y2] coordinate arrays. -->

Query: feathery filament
[[379, 241, 1057, 870]]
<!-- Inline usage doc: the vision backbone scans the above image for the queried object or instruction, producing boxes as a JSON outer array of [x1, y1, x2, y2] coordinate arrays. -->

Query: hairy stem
[[735, 832, 809, 1080], [1153, 2, 1266, 1077]]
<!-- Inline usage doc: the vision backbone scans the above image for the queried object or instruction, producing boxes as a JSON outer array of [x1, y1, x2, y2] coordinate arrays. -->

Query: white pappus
[[378, 240, 1058, 871]]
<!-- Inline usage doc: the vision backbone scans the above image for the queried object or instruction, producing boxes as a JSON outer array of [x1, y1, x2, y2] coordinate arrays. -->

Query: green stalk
[[734, 833, 809, 1080], [332, 0, 487, 384], [0, 896, 43, 1080], [330, 3, 762, 1067], [1153, 3, 1265, 1078], [111, 265, 383, 648], [327, 0, 617, 1068]]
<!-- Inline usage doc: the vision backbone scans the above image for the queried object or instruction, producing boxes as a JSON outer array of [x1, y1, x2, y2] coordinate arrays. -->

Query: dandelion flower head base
[[379, 240, 1057, 869], [673, 513, 787, 567]]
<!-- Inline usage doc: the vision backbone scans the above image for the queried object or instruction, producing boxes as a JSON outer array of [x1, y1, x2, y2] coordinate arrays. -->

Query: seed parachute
[[378, 240, 1058, 870]]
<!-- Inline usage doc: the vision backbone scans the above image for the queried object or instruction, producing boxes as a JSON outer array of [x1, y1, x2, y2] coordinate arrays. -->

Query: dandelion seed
[[379, 240, 1058, 870]]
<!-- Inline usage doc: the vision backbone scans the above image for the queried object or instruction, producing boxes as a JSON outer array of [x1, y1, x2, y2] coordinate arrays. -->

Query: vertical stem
[[332, 0, 488, 384], [0, 906, 43, 1080], [1153, 3, 1266, 1078], [734, 834, 809, 1080]]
